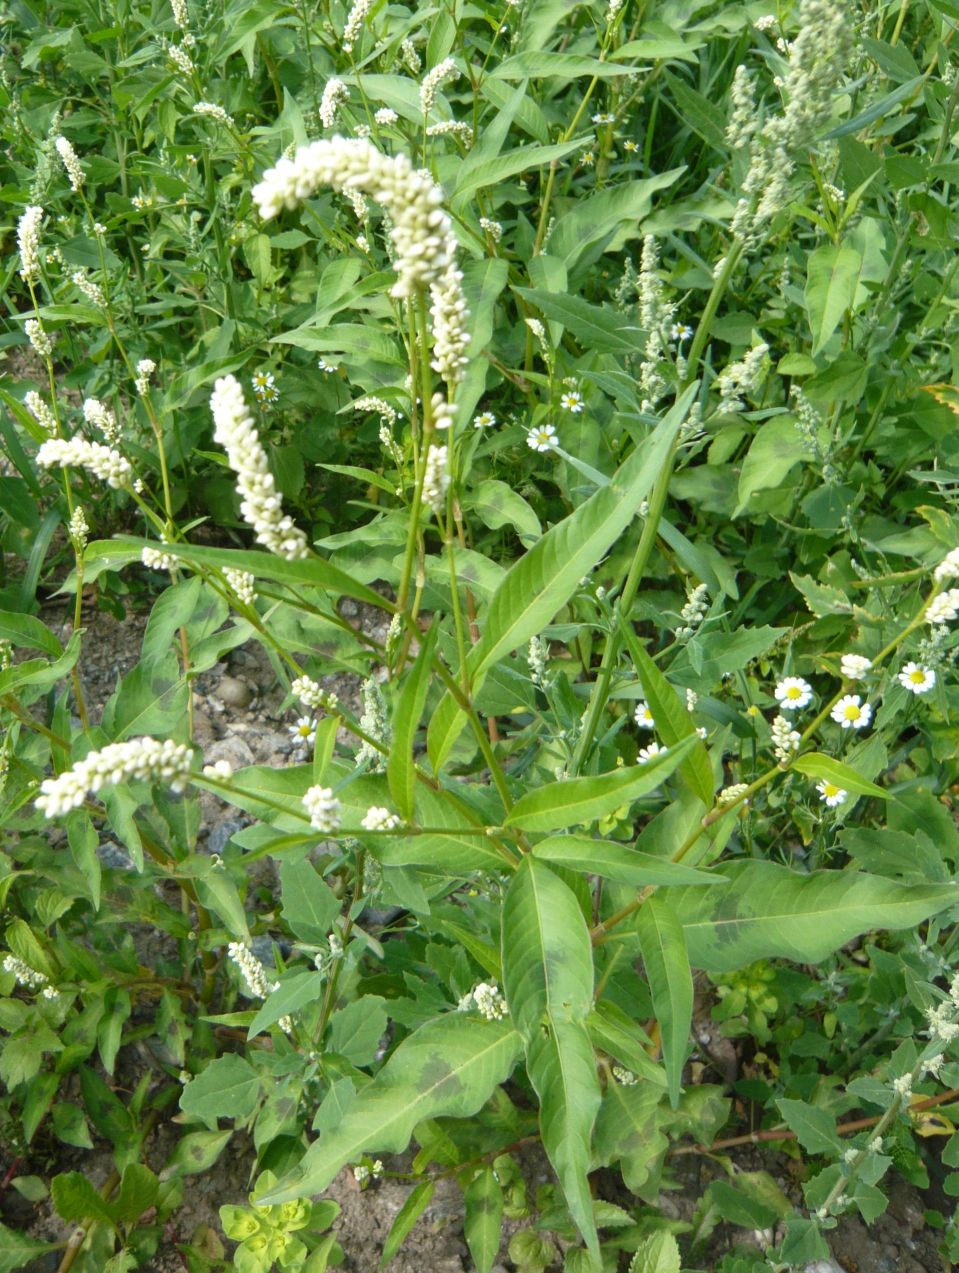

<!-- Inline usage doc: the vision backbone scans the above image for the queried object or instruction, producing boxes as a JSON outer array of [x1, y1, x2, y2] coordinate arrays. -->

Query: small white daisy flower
[[638, 742, 667, 762], [592, 112, 616, 125], [623, 140, 639, 153], [671, 323, 693, 342], [774, 677, 813, 711], [634, 701, 655, 729], [831, 695, 872, 730], [898, 662, 936, 695], [318, 358, 338, 372], [560, 391, 584, 413], [289, 716, 316, 747], [840, 654, 872, 680], [816, 780, 847, 808], [527, 423, 558, 452], [473, 411, 496, 429], [580, 150, 595, 166]]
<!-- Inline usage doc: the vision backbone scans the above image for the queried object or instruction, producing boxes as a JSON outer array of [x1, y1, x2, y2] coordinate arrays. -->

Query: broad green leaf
[[664, 71, 727, 150], [708, 1178, 782, 1229], [733, 417, 814, 516], [0, 631, 80, 700], [464, 1167, 504, 1273], [0, 610, 62, 656], [548, 170, 684, 274], [776, 1098, 842, 1156], [452, 140, 583, 201], [273, 322, 406, 366], [508, 739, 694, 832], [259, 1016, 522, 1203], [636, 897, 692, 1109], [51, 1172, 116, 1226], [468, 480, 542, 547], [146, 541, 393, 610], [326, 996, 389, 1066], [248, 971, 325, 1039], [791, 752, 888, 799], [380, 1180, 433, 1268], [825, 74, 925, 138], [0, 1222, 57, 1273], [533, 835, 719, 887], [502, 858, 600, 1255], [593, 1080, 667, 1194], [281, 858, 340, 943], [140, 577, 203, 664], [629, 1232, 681, 1273], [632, 645, 713, 806], [491, 52, 637, 79], [163, 1129, 233, 1177], [514, 288, 644, 353], [428, 390, 693, 771], [101, 654, 187, 740], [804, 244, 863, 354], [112, 1163, 158, 1225], [668, 860, 959, 972], [388, 624, 438, 821], [587, 1002, 667, 1088], [179, 1055, 261, 1129]]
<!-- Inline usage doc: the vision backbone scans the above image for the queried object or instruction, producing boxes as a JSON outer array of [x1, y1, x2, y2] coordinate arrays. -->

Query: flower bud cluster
[[210, 375, 309, 560], [304, 784, 341, 832], [142, 544, 178, 572], [69, 507, 89, 549], [83, 397, 120, 442], [430, 264, 470, 386], [25, 391, 56, 433], [459, 982, 508, 1021], [676, 582, 709, 639], [26, 319, 55, 358], [55, 136, 85, 192], [342, 0, 373, 51], [717, 343, 768, 413], [36, 737, 194, 818], [770, 714, 801, 764], [421, 444, 449, 513], [926, 590, 959, 626], [320, 78, 349, 128], [2, 954, 50, 991], [291, 674, 325, 710], [71, 271, 105, 306], [353, 395, 398, 426], [251, 137, 463, 308], [36, 436, 133, 488], [135, 358, 156, 395], [356, 676, 389, 770], [194, 101, 235, 128], [224, 568, 257, 606], [18, 206, 43, 282], [420, 58, 459, 115], [227, 942, 277, 999], [726, 66, 758, 149], [361, 806, 401, 831]]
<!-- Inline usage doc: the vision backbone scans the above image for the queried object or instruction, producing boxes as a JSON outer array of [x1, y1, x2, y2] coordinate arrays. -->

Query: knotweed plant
[[6, 0, 959, 1270]]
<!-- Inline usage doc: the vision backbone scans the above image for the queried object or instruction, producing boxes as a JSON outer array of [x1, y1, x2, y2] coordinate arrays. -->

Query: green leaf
[[708, 1179, 780, 1229], [587, 1002, 667, 1089], [428, 388, 694, 771], [51, 1102, 94, 1149], [101, 654, 187, 740], [51, 1172, 116, 1227], [280, 858, 340, 943], [668, 860, 959, 972], [628, 1231, 681, 1273], [464, 1167, 504, 1273], [326, 996, 389, 1065], [0, 631, 80, 699], [824, 73, 925, 138], [632, 645, 713, 806], [248, 970, 325, 1039], [513, 288, 644, 353], [533, 835, 720, 886], [380, 1180, 434, 1268], [502, 858, 600, 1255], [259, 1016, 522, 1204], [179, 1055, 261, 1129], [0, 610, 62, 657], [509, 739, 695, 832], [452, 141, 583, 201], [388, 624, 437, 822], [804, 244, 863, 354], [112, 1163, 158, 1225], [468, 480, 542, 548], [791, 752, 889, 799], [635, 897, 692, 1109], [776, 1098, 842, 1156], [734, 417, 814, 516], [664, 70, 727, 150], [0, 1223, 60, 1273], [163, 1129, 233, 1177], [548, 170, 684, 274], [140, 577, 203, 665], [491, 52, 637, 79]]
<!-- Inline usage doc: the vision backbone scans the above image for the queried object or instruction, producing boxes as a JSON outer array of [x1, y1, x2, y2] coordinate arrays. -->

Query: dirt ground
[[1, 602, 952, 1271]]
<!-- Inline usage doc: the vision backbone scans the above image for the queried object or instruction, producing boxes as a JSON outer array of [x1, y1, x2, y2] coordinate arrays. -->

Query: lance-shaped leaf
[[533, 836, 719, 888], [791, 753, 889, 799], [388, 624, 437, 821], [635, 896, 692, 1109], [428, 389, 695, 771], [502, 858, 600, 1256], [505, 736, 694, 832], [667, 860, 959, 973], [632, 645, 713, 807], [256, 1016, 522, 1204], [464, 1167, 504, 1273]]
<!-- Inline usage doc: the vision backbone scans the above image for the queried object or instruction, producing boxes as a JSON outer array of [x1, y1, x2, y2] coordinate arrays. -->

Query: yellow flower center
[[909, 670, 925, 684], [786, 687, 801, 699], [843, 705, 861, 721], [823, 783, 840, 798]]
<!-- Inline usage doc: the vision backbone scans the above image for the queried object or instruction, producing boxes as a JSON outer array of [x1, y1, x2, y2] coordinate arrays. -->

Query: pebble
[[804, 1261, 844, 1273], [207, 818, 247, 855], [215, 676, 253, 708], [204, 735, 255, 771]]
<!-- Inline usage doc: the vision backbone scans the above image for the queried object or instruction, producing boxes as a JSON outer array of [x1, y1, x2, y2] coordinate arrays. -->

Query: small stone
[[205, 736, 255, 771], [216, 676, 253, 708], [208, 818, 246, 855], [804, 1262, 844, 1273], [340, 599, 359, 618]]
